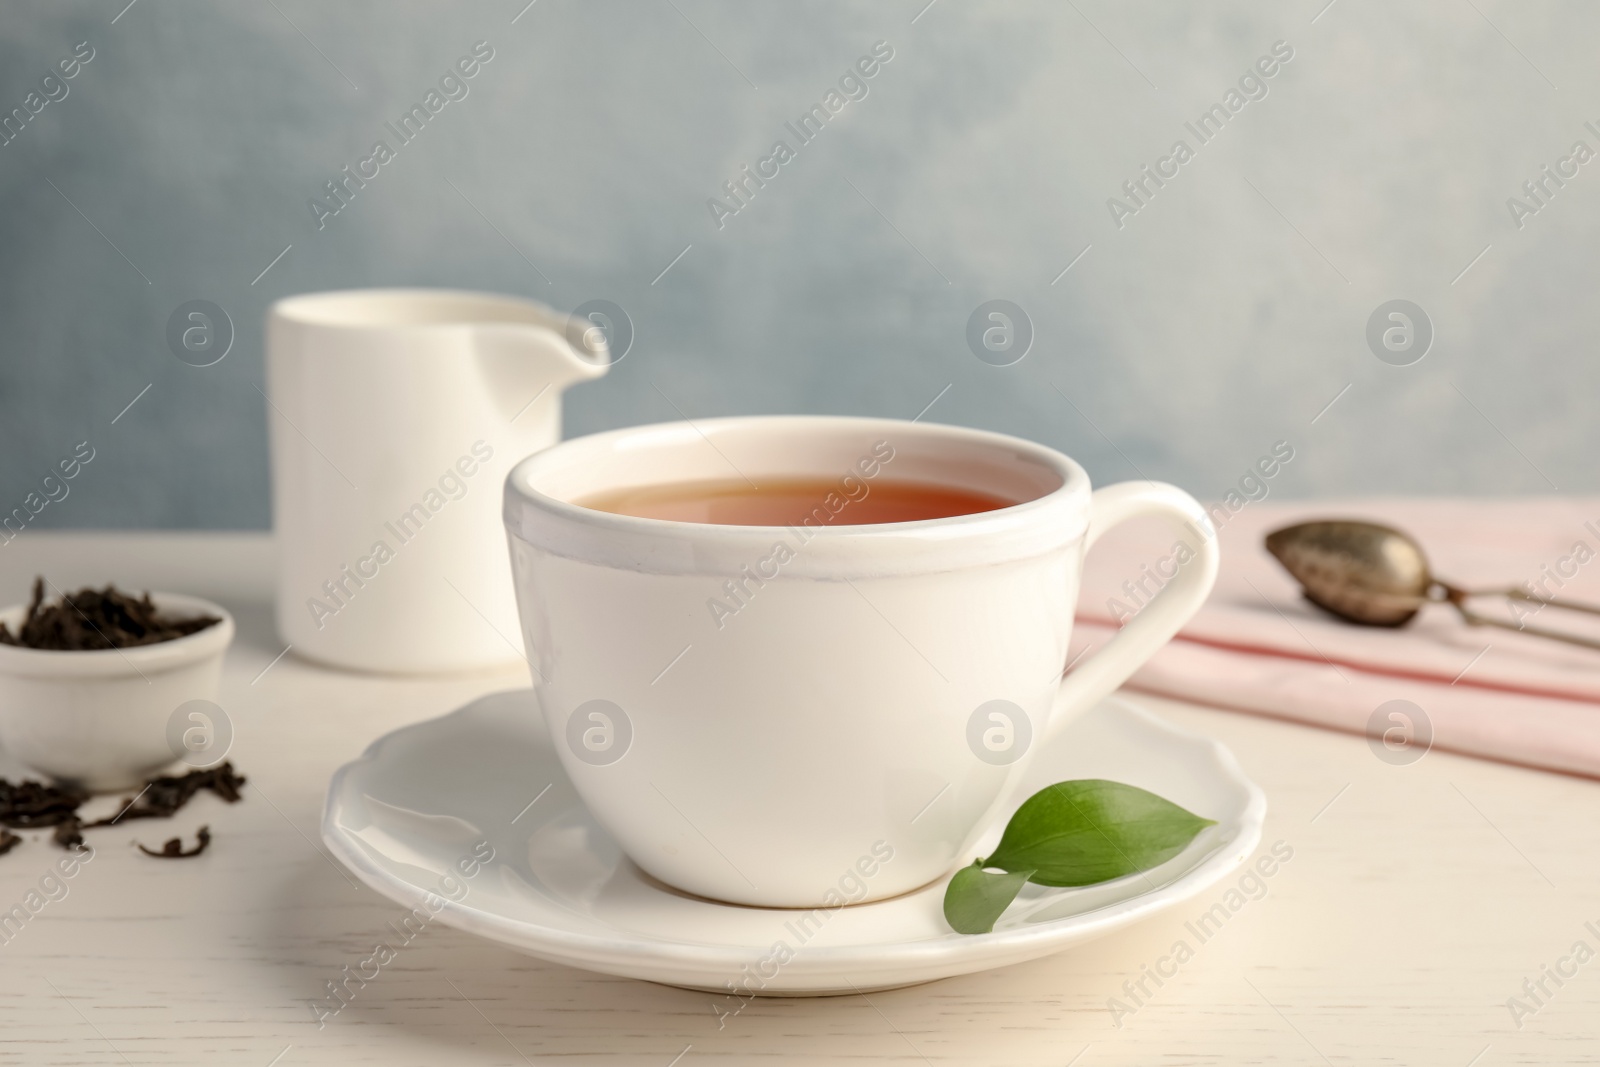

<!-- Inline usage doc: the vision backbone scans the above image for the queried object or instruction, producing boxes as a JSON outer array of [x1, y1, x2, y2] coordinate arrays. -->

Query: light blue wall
[[1, 0, 1595, 529]]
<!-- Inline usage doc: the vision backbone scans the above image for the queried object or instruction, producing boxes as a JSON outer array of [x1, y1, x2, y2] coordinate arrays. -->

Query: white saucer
[[322, 689, 1265, 995]]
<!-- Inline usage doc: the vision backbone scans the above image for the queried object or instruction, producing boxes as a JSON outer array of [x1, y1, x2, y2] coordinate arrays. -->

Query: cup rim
[[503, 416, 1092, 577], [0, 591, 235, 678]]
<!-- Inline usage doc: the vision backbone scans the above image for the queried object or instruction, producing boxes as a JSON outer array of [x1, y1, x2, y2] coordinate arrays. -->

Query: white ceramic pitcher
[[266, 289, 607, 673]]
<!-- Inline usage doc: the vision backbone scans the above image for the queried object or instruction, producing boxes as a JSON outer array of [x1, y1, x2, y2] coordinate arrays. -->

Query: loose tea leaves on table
[[0, 576, 220, 650], [0, 762, 246, 857], [137, 825, 210, 859], [88, 763, 247, 826], [0, 778, 89, 829]]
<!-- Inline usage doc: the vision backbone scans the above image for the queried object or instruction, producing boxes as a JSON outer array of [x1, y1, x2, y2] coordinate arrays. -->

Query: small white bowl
[[0, 592, 235, 792]]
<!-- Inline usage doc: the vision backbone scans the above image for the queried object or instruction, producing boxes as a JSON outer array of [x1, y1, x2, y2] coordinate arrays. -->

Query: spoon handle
[[1500, 588, 1600, 618], [1452, 601, 1600, 652]]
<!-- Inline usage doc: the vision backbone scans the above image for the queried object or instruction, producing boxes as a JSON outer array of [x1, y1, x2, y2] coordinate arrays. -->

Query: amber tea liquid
[[577, 476, 1015, 526]]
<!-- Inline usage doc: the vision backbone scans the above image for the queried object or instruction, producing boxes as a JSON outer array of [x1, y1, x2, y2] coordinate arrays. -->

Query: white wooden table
[[1, 533, 1593, 1066]]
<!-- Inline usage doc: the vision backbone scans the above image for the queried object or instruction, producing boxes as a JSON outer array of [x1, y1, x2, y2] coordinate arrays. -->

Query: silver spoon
[[1265, 519, 1600, 651]]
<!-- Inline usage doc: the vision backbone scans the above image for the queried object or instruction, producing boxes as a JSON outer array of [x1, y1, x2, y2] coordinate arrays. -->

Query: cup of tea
[[502, 416, 1219, 907]]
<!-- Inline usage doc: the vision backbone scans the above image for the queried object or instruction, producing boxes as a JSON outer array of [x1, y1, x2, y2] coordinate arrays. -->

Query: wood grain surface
[[0, 534, 1593, 1065]]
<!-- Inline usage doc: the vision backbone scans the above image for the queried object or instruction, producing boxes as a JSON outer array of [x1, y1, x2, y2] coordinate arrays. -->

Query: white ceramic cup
[[503, 416, 1220, 908], [267, 289, 606, 673]]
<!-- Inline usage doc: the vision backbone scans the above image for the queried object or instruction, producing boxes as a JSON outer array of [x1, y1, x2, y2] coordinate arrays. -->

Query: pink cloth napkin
[[1069, 497, 1600, 777]]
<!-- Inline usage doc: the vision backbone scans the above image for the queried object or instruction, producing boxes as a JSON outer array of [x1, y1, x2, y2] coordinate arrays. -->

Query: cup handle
[[1044, 481, 1220, 742]]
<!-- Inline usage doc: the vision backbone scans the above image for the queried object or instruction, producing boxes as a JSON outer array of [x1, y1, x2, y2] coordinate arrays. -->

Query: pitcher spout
[[464, 293, 611, 423]]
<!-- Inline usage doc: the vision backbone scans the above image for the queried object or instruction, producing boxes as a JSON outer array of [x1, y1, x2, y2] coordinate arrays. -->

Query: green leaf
[[981, 779, 1215, 888], [943, 863, 1036, 935]]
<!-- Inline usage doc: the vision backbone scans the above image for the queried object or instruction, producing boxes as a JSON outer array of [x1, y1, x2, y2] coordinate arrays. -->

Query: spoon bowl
[[1264, 520, 1434, 626], [1265, 518, 1600, 653]]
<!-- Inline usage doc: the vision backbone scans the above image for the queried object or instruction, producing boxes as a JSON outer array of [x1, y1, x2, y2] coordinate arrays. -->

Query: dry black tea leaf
[[0, 830, 20, 856], [0, 576, 220, 650], [51, 819, 84, 850], [137, 825, 210, 859], [88, 763, 247, 827]]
